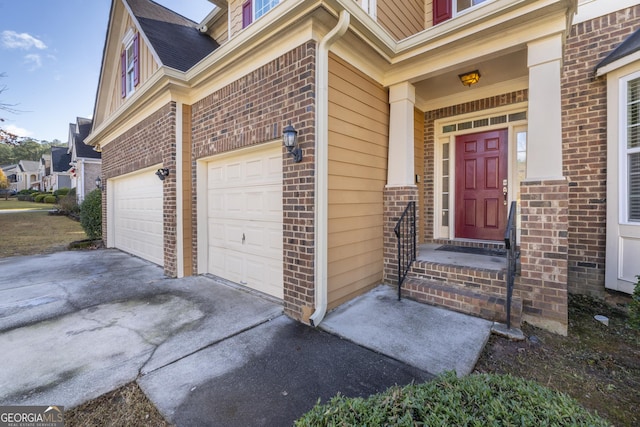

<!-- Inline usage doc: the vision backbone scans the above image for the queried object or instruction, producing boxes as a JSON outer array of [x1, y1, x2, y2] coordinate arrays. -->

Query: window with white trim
[[354, 0, 377, 18], [242, 0, 280, 28], [625, 77, 640, 222], [121, 31, 139, 98]]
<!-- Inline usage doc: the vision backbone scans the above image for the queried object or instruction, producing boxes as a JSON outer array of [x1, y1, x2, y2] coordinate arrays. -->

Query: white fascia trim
[[597, 51, 640, 77], [86, 68, 188, 148], [574, 0, 638, 24], [185, 0, 320, 84]]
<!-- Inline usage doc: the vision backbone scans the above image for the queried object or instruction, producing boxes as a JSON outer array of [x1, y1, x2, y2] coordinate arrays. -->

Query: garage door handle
[[242, 233, 245, 244]]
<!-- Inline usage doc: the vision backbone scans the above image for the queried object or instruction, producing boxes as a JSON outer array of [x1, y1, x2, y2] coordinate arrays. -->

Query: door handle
[[503, 179, 508, 206], [242, 233, 245, 244]]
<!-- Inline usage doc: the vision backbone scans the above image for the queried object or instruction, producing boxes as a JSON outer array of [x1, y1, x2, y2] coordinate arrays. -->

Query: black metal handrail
[[394, 201, 416, 301], [504, 201, 517, 329]]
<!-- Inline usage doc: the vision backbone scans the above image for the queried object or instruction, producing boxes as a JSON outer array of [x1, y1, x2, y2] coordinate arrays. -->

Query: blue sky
[[0, 0, 214, 143]]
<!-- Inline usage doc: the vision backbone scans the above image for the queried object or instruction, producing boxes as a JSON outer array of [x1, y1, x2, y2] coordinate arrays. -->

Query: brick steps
[[401, 260, 522, 326]]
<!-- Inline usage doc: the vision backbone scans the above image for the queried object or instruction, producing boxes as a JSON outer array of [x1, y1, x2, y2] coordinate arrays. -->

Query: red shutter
[[120, 50, 126, 98], [433, 0, 452, 25], [133, 33, 140, 86], [242, 1, 252, 28]]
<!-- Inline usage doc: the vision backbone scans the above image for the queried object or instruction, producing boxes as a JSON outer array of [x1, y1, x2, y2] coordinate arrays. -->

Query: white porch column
[[527, 34, 564, 180], [387, 82, 415, 186]]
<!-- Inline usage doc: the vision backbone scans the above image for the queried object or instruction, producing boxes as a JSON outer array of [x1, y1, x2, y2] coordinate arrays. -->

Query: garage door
[[207, 144, 283, 299], [113, 169, 164, 266]]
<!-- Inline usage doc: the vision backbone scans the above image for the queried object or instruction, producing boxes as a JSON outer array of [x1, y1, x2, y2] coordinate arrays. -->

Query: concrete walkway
[[321, 285, 493, 376], [0, 249, 491, 425]]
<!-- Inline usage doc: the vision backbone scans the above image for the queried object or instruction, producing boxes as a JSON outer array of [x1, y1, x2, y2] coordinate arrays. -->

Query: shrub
[[629, 275, 640, 330], [54, 187, 71, 197], [34, 194, 47, 203], [43, 195, 57, 204], [296, 372, 609, 427], [80, 189, 102, 239], [56, 193, 80, 215]]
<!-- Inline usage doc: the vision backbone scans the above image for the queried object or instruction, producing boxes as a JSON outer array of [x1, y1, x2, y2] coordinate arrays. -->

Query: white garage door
[[207, 144, 283, 299], [113, 169, 164, 266]]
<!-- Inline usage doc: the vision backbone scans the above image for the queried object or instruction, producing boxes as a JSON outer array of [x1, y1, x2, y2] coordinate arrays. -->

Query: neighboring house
[[49, 147, 73, 192], [39, 154, 52, 191], [68, 117, 102, 202], [86, 0, 639, 336], [15, 160, 40, 191], [1, 164, 19, 193]]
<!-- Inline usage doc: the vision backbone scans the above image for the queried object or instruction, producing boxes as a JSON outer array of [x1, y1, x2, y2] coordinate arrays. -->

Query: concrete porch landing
[[417, 243, 507, 271], [320, 285, 493, 376]]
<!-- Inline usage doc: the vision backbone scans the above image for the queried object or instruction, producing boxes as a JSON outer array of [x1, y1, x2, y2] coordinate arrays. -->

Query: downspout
[[309, 9, 350, 327]]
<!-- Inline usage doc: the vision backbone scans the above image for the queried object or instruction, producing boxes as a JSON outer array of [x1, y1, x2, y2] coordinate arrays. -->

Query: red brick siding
[[562, 5, 640, 296], [100, 102, 177, 277], [383, 186, 418, 284], [190, 42, 316, 321], [519, 180, 569, 334]]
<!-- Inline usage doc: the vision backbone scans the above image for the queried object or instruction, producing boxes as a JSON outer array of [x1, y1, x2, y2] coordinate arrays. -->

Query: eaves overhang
[[85, 65, 189, 148], [87, 0, 576, 147]]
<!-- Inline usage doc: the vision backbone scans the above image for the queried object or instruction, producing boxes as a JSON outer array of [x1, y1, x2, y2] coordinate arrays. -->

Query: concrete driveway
[[0, 249, 437, 425]]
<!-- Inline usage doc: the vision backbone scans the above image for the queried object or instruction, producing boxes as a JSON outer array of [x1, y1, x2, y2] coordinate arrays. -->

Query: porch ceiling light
[[283, 122, 302, 163], [155, 168, 170, 181], [458, 70, 481, 87]]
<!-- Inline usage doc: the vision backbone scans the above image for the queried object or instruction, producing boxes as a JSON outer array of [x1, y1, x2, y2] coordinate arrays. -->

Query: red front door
[[455, 129, 508, 241]]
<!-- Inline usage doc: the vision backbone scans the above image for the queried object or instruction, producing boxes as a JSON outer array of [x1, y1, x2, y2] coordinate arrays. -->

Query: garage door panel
[[113, 170, 163, 266], [206, 144, 283, 299]]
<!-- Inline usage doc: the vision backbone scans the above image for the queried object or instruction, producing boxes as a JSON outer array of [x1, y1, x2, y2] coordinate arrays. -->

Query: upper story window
[[355, 0, 377, 19], [120, 31, 139, 98], [433, 0, 488, 25], [243, 0, 280, 28], [625, 76, 640, 222]]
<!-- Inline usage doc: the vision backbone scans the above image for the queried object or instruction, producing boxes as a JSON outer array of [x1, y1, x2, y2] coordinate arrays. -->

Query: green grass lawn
[[0, 210, 87, 257], [0, 198, 54, 210]]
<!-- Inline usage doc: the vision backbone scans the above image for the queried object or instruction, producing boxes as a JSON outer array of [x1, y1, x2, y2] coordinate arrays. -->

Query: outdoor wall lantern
[[95, 176, 102, 190], [282, 122, 302, 163], [458, 70, 481, 87], [155, 168, 170, 181]]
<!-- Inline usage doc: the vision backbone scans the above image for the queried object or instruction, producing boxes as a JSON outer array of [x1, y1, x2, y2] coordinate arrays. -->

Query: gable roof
[[18, 160, 40, 173], [72, 117, 101, 159], [51, 147, 72, 173], [126, 0, 219, 72], [596, 27, 640, 72]]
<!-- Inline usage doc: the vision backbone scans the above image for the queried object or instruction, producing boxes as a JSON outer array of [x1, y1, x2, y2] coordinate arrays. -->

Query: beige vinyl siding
[[414, 107, 425, 244], [209, 11, 229, 45], [328, 53, 389, 309], [425, 0, 433, 30], [229, 0, 244, 39], [106, 14, 159, 118], [378, 0, 425, 40]]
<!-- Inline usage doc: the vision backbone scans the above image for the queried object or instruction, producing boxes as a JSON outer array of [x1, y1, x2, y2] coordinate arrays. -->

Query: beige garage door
[[113, 170, 164, 266], [207, 144, 283, 299]]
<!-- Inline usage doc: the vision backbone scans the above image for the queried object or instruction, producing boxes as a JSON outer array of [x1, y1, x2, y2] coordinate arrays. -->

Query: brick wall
[[80, 161, 101, 202], [383, 186, 418, 284], [562, 5, 640, 296], [519, 179, 569, 335], [101, 102, 177, 276], [191, 42, 317, 321]]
